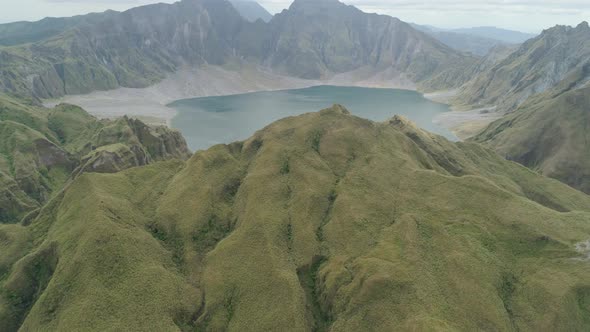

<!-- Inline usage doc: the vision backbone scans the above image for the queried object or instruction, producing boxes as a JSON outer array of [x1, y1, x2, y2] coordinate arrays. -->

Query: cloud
[[258, 0, 590, 13], [44, 0, 161, 2], [24, 0, 590, 32], [39, 0, 590, 14]]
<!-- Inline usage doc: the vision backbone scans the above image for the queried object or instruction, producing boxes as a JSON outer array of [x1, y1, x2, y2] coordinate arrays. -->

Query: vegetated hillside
[[0, 0, 475, 100], [451, 27, 536, 44], [229, 0, 273, 22], [2, 105, 590, 330], [456, 22, 590, 113], [474, 68, 590, 194], [0, 95, 190, 224]]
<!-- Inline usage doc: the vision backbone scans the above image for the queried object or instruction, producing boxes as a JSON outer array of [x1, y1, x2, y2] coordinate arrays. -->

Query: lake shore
[[433, 107, 502, 139], [44, 65, 321, 126], [44, 65, 416, 127], [168, 86, 456, 151], [44, 65, 496, 139], [424, 90, 501, 139]]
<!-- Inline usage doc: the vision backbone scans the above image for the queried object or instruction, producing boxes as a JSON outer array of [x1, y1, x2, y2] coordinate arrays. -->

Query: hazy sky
[[1, 0, 589, 33]]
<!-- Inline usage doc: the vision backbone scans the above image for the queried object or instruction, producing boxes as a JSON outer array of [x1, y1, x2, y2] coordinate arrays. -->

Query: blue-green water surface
[[169, 86, 456, 151]]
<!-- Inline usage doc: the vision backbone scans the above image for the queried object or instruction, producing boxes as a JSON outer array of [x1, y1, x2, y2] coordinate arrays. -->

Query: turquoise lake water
[[169, 86, 456, 151]]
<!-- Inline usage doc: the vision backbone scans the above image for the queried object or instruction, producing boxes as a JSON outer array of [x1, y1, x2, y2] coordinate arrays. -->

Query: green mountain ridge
[[474, 75, 590, 194], [0, 95, 190, 224], [1, 3, 590, 330], [465, 23, 590, 195], [1, 105, 590, 330]]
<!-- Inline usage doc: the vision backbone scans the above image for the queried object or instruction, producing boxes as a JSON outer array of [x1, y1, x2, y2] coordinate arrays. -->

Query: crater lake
[[169, 86, 456, 151]]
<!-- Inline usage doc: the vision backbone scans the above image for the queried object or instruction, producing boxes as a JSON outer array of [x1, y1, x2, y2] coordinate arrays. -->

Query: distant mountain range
[[452, 26, 537, 44], [412, 24, 537, 55], [2, 0, 544, 100], [0, 0, 476, 100]]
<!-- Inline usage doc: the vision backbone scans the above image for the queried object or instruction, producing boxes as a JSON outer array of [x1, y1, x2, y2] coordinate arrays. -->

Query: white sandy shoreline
[[44, 65, 418, 125], [44, 65, 497, 138]]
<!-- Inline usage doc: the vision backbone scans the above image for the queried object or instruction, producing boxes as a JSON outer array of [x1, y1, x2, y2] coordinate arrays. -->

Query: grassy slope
[[474, 82, 590, 194], [2, 106, 590, 330], [0, 95, 190, 224]]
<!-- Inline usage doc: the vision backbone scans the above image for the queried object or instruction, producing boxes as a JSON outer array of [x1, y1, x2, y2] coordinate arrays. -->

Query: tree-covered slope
[[0, 95, 190, 224], [2, 105, 590, 330]]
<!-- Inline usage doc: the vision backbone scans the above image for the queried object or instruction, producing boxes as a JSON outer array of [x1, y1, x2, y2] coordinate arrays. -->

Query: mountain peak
[[292, 0, 340, 3], [290, 0, 345, 10], [229, 0, 273, 22], [543, 21, 590, 35]]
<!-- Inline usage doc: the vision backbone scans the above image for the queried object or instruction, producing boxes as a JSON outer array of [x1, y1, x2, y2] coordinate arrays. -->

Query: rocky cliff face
[[457, 22, 590, 112], [467, 25, 590, 194], [1, 0, 246, 99], [0, 0, 475, 99], [262, 0, 476, 86]]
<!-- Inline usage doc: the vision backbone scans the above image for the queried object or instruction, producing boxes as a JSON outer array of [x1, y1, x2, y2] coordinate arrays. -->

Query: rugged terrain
[[474, 78, 590, 194], [1, 0, 590, 330], [1, 105, 590, 331], [463, 23, 590, 194], [456, 22, 590, 113], [0, 0, 476, 100], [0, 94, 190, 224]]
